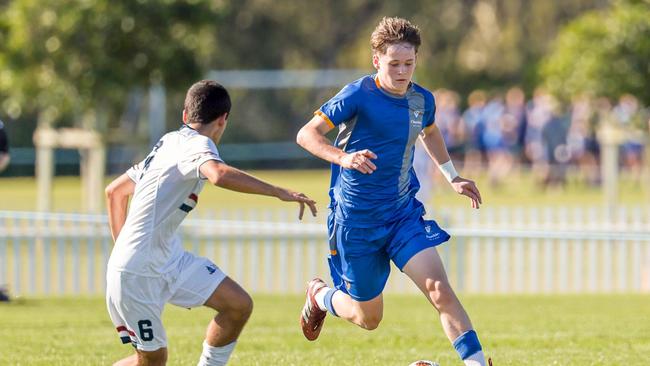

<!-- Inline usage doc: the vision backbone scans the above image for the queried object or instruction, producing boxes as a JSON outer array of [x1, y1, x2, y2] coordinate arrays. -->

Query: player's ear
[[372, 54, 380, 70], [182, 109, 188, 123], [216, 113, 228, 127]]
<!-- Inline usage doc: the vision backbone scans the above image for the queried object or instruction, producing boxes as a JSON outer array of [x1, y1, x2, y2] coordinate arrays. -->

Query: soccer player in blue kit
[[297, 17, 488, 366]]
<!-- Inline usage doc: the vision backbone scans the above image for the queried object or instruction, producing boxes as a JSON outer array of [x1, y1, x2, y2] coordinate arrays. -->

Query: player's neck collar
[[181, 123, 197, 131], [373, 75, 411, 98]]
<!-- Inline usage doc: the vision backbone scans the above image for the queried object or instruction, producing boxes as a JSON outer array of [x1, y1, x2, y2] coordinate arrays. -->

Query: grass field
[[1, 294, 649, 365], [1, 172, 648, 365], [0, 169, 648, 213]]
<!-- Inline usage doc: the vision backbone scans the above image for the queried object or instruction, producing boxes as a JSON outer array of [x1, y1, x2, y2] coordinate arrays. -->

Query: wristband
[[437, 160, 459, 183]]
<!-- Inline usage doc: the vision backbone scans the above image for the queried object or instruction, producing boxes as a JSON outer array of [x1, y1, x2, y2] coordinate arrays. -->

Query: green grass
[[0, 169, 648, 213], [0, 294, 649, 365]]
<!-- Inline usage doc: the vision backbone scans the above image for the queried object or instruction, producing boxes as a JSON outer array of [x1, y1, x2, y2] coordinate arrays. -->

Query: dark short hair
[[184, 80, 231, 124], [370, 17, 421, 54]]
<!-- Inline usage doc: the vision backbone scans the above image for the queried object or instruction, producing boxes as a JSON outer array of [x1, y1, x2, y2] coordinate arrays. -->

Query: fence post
[[572, 207, 584, 292], [514, 207, 524, 293], [278, 209, 289, 293], [248, 209, 259, 293], [497, 207, 508, 293], [588, 208, 598, 292], [558, 207, 568, 293], [543, 207, 554, 293], [57, 214, 66, 294], [529, 207, 539, 293], [13, 216, 21, 296], [603, 209, 613, 292], [469, 209, 481, 293], [616, 207, 628, 292], [263, 210, 273, 292], [632, 206, 642, 291], [72, 214, 80, 295]]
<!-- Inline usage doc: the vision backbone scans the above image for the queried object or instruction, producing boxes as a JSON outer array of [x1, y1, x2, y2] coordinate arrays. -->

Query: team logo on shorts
[[424, 224, 440, 240], [205, 264, 217, 274]]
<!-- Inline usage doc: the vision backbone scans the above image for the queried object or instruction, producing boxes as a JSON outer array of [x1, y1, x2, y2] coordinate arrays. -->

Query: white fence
[[1, 206, 650, 296]]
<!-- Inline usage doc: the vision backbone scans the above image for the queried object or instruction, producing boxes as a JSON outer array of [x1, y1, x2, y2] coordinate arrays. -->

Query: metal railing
[[1, 206, 649, 296]]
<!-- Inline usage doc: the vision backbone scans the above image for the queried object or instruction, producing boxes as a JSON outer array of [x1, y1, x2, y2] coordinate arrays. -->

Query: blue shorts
[[326, 211, 450, 301]]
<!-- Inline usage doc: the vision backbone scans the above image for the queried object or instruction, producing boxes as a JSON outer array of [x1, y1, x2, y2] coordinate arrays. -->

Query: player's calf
[[138, 348, 168, 366]]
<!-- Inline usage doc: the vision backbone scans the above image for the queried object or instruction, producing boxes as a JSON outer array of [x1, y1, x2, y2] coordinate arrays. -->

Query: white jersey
[[107, 125, 222, 276]]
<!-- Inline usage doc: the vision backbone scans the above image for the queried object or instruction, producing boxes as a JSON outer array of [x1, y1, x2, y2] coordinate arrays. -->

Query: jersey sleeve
[[316, 84, 360, 129], [178, 136, 223, 179], [423, 92, 437, 128], [126, 160, 144, 183]]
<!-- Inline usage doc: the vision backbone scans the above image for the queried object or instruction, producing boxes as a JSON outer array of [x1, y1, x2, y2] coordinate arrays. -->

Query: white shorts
[[106, 251, 226, 351]]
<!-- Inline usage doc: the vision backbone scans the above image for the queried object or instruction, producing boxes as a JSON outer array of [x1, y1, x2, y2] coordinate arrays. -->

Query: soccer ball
[[408, 361, 439, 366]]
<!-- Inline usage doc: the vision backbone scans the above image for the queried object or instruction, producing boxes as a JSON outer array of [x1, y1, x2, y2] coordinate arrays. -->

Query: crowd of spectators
[[416, 87, 649, 190]]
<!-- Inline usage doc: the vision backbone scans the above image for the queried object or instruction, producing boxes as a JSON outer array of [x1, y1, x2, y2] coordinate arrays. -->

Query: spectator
[[567, 95, 600, 186], [0, 119, 10, 173], [462, 90, 487, 172], [525, 88, 555, 186], [613, 94, 647, 184]]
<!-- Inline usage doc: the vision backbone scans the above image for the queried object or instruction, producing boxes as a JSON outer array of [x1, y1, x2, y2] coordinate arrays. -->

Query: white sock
[[197, 340, 236, 366], [314, 286, 330, 311], [463, 350, 486, 366]]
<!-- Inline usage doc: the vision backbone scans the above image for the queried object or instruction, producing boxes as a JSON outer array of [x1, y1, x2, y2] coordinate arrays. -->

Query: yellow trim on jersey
[[314, 110, 335, 129], [374, 75, 381, 89]]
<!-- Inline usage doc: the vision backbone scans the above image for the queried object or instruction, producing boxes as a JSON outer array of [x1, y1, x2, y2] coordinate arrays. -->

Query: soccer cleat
[[300, 278, 328, 341], [488, 357, 493, 366]]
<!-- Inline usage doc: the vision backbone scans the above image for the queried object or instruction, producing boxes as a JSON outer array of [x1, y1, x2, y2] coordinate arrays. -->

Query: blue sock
[[323, 288, 339, 317], [453, 329, 482, 360]]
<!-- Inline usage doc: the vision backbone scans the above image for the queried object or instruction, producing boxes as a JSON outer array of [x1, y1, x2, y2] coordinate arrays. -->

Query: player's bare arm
[[420, 123, 482, 209], [105, 173, 136, 241], [199, 160, 317, 219], [297, 114, 377, 174]]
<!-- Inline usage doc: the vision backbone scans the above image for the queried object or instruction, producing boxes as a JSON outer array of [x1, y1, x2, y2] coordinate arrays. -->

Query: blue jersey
[[318, 75, 437, 227]]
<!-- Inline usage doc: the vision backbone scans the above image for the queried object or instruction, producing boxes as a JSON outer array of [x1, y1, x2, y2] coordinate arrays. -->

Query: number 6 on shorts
[[138, 320, 154, 341]]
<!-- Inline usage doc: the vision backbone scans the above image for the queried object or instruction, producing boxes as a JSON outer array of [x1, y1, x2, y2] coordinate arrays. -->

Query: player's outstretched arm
[[105, 173, 136, 241], [297, 115, 377, 174], [420, 123, 482, 209], [200, 160, 317, 219]]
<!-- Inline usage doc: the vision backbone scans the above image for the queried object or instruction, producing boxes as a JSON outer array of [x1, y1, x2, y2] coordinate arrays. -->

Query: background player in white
[[105, 80, 317, 366]]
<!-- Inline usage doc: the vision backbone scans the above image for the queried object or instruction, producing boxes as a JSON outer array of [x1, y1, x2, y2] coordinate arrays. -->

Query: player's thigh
[[106, 271, 169, 353], [330, 224, 391, 302], [402, 246, 451, 295], [349, 292, 384, 318], [168, 254, 227, 310], [203, 276, 253, 315], [387, 215, 449, 272]]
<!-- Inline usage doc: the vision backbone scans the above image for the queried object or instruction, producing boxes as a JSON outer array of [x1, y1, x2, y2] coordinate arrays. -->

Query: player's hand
[[339, 149, 377, 174], [275, 189, 318, 220], [451, 176, 482, 209]]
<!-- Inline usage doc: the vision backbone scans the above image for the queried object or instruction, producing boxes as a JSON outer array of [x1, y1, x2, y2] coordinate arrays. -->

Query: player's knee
[[356, 312, 383, 330], [226, 291, 253, 323], [137, 348, 167, 366]]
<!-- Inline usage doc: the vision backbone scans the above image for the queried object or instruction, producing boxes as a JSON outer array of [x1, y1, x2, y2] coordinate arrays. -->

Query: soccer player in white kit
[[105, 80, 317, 366]]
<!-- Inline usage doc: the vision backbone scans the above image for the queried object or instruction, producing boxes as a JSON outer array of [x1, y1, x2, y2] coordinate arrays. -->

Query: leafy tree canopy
[[541, 1, 650, 104]]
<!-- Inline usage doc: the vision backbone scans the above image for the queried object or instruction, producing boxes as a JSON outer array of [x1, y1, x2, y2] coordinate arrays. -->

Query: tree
[[0, 0, 220, 129], [541, 1, 650, 105]]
